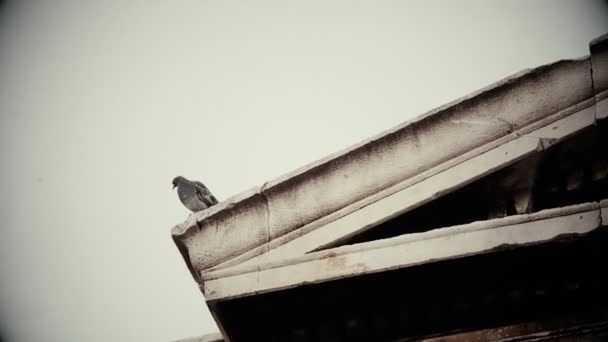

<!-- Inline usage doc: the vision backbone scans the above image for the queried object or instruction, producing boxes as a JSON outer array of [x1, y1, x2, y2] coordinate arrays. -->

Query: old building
[[172, 33, 608, 341]]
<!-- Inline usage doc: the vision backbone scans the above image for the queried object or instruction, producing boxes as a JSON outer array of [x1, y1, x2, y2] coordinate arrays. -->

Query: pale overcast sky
[[0, 1, 607, 341]]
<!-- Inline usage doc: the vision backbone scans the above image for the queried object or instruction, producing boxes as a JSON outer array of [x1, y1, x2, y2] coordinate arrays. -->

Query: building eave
[[171, 33, 607, 286], [201, 200, 607, 302], [171, 33, 608, 342]]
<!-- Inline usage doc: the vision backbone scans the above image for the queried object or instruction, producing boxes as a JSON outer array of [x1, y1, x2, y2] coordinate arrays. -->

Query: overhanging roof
[[171, 32, 608, 342], [172, 33, 608, 285]]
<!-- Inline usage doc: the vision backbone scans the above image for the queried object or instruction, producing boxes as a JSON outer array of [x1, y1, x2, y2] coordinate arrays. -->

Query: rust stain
[[319, 252, 369, 272], [319, 252, 337, 260], [327, 256, 346, 269], [320, 252, 347, 270]]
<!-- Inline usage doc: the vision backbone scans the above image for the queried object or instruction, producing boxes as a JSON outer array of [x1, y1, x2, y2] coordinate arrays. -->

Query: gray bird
[[172, 176, 218, 212]]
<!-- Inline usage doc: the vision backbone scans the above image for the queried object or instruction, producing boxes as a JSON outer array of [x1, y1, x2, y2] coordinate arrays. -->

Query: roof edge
[[173, 35, 603, 274]]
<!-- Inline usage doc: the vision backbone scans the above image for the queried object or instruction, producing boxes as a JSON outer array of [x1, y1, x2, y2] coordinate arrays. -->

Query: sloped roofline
[[172, 33, 607, 283]]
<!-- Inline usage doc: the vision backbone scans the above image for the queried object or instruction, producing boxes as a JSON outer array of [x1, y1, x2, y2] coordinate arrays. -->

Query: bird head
[[172, 176, 186, 189]]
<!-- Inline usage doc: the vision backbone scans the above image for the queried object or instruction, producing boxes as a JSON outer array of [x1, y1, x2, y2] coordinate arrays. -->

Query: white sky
[[0, 1, 606, 341]]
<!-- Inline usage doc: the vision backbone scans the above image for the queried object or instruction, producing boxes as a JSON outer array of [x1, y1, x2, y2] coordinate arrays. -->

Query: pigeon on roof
[[172, 176, 218, 212]]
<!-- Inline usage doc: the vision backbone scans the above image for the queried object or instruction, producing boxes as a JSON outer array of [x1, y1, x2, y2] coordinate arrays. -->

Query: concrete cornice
[[172, 34, 607, 284], [202, 200, 608, 302]]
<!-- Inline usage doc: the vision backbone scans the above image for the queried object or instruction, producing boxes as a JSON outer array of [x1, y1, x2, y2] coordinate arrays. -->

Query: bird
[[172, 176, 218, 212]]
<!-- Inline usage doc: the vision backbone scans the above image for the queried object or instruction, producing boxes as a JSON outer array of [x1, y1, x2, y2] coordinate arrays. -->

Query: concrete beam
[[172, 55, 595, 276], [239, 136, 542, 266], [221, 104, 596, 269], [202, 201, 606, 301]]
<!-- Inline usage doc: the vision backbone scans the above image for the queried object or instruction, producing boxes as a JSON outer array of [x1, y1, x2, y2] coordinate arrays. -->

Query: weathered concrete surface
[[172, 55, 595, 276], [261, 58, 593, 241], [591, 33, 608, 120], [204, 201, 603, 281], [172, 33, 608, 284], [227, 104, 597, 268], [236, 136, 543, 268], [202, 201, 604, 301], [207, 98, 597, 273]]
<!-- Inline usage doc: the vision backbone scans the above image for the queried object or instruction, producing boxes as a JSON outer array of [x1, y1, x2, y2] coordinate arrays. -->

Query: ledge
[[202, 200, 607, 301], [172, 34, 607, 284], [222, 103, 596, 270]]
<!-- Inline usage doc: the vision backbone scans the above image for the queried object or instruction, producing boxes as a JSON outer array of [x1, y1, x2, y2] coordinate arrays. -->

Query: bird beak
[[172, 184, 176, 189]]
